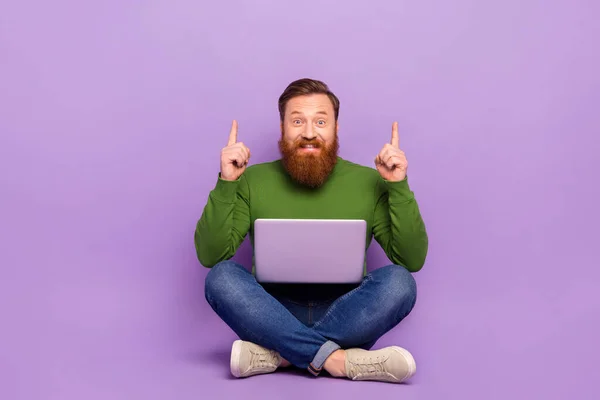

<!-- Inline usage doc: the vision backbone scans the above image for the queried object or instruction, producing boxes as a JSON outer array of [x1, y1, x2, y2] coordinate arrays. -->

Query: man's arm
[[194, 174, 251, 268], [372, 177, 428, 272]]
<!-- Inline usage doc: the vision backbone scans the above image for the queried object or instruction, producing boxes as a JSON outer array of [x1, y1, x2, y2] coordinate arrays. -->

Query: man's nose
[[302, 125, 317, 139]]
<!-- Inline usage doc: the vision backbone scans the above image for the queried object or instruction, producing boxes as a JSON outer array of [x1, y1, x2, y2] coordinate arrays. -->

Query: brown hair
[[278, 78, 340, 122]]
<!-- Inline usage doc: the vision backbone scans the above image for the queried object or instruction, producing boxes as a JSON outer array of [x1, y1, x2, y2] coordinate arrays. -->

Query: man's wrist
[[384, 177, 414, 202], [211, 173, 241, 202]]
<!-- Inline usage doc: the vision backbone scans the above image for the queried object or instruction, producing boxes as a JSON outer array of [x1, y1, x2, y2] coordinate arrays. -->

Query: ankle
[[279, 358, 291, 368], [323, 349, 347, 377]]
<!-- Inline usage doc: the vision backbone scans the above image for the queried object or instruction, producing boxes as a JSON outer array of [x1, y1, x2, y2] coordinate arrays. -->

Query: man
[[195, 78, 428, 383]]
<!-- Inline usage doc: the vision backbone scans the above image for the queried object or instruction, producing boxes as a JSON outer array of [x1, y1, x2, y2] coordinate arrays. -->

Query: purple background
[[1, 1, 599, 399]]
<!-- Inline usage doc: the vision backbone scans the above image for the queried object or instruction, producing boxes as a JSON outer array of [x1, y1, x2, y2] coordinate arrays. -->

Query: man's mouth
[[298, 144, 320, 153]]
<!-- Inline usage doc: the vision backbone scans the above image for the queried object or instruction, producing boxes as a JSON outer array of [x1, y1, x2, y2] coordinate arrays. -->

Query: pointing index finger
[[391, 121, 399, 148], [228, 120, 238, 146]]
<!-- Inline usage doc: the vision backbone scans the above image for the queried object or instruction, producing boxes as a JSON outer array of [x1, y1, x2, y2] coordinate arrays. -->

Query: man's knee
[[204, 260, 245, 302], [371, 264, 417, 311]]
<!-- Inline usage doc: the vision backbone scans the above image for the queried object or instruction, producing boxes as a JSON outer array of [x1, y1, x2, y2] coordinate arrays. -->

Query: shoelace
[[350, 355, 388, 376], [249, 349, 279, 369]]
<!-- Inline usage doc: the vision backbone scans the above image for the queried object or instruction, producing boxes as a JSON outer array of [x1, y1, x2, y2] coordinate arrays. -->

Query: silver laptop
[[253, 218, 367, 284]]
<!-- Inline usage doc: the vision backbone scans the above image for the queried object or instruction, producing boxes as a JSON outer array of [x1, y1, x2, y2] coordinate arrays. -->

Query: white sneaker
[[230, 340, 282, 378], [344, 346, 416, 383]]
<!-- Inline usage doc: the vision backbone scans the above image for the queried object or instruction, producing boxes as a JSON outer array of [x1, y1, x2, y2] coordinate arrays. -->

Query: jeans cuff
[[307, 340, 340, 376]]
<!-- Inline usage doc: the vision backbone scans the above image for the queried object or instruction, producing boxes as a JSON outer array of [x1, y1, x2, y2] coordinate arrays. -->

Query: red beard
[[278, 135, 339, 188]]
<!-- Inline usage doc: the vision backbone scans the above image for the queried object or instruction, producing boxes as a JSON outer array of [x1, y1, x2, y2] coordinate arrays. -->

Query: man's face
[[278, 94, 339, 188]]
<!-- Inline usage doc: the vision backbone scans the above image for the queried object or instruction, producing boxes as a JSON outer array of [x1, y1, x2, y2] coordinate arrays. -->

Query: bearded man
[[195, 78, 429, 384]]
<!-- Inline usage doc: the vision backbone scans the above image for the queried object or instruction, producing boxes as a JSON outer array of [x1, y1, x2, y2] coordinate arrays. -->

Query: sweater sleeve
[[194, 173, 251, 268], [372, 177, 429, 272]]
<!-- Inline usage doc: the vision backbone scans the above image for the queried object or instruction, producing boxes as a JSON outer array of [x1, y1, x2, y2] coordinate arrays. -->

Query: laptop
[[253, 218, 367, 284]]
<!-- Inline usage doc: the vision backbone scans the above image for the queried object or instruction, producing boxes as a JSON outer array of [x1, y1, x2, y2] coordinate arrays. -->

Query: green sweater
[[194, 157, 428, 273]]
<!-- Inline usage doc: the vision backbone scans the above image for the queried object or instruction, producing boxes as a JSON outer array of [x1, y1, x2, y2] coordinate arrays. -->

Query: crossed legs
[[204, 260, 417, 380]]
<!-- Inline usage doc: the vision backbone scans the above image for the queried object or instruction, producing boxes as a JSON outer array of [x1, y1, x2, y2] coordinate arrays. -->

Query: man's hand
[[220, 120, 251, 181], [375, 121, 408, 182]]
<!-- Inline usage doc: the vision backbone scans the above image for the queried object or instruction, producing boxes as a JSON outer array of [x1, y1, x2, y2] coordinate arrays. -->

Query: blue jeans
[[204, 260, 417, 376]]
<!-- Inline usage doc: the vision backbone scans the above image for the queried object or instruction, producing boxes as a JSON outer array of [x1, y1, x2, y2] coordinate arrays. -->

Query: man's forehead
[[287, 94, 332, 109], [287, 104, 333, 116]]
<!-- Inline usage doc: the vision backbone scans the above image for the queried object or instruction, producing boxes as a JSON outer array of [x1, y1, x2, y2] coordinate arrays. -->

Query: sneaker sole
[[230, 340, 243, 378], [390, 346, 417, 381]]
